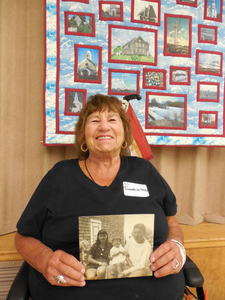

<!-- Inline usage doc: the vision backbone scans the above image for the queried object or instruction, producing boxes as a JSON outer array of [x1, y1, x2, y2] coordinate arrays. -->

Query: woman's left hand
[[150, 240, 182, 278]]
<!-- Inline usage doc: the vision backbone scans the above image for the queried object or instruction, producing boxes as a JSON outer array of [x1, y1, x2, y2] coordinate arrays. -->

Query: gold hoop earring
[[81, 143, 88, 152], [121, 141, 128, 149]]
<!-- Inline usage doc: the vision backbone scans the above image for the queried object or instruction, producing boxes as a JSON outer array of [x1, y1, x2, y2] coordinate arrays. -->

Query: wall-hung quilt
[[43, 0, 225, 146]]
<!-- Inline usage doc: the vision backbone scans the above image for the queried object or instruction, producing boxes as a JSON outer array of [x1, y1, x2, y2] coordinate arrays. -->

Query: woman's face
[[85, 109, 125, 158], [98, 233, 108, 244]]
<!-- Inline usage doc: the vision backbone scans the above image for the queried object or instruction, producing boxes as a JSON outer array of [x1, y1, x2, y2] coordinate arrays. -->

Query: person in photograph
[[108, 223, 151, 278], [108, 237, 132, 276], [85, 229, 112, 280], [14, 94, 186, 300]]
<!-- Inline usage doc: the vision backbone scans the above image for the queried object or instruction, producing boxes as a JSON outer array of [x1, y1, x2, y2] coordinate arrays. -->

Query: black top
[[17, 157, 185, 300]]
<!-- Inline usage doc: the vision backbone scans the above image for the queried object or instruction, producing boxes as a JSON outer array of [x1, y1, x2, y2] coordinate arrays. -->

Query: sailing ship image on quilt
[[111, 74, 137, 94]]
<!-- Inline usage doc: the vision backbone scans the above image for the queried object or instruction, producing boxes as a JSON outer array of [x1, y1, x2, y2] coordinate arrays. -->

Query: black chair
[[7, 256, 204, 300]]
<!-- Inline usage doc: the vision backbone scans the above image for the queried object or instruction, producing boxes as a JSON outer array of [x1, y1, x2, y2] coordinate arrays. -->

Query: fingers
[[44, 250, 86, 287], [150, 241, 182, 278]]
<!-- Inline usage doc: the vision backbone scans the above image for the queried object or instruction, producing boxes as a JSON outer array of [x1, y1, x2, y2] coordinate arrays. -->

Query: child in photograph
[[109, 237, 132, 276]]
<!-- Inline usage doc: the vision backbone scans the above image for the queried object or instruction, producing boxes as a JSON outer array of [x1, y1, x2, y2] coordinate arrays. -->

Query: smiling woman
[[75, 94, 133, 186], [75, 94, 133, 161], [14, 94, 186, 300]]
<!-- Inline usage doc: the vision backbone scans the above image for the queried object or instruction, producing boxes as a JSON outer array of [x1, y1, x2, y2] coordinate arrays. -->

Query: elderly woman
[[15, 94, 185, 300], [86, 229, 112, 280]]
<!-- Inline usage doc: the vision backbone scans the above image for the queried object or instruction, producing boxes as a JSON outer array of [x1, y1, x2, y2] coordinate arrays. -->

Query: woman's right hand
[[14, 233, 86, 287], [42, 250, 86, 287]]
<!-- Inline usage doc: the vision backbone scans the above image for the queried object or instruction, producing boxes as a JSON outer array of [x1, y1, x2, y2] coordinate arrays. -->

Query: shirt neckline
[[76, 157, 125, 188]]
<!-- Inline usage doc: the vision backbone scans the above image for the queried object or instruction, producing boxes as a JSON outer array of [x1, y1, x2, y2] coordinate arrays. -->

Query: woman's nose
[[98, 119, 109, 130]]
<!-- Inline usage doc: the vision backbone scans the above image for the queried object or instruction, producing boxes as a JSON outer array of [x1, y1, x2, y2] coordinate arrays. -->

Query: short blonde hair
[[75, 94, 133, 160]]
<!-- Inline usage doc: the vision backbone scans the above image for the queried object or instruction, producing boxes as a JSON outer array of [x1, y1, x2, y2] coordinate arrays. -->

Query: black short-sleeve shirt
[[17, 157, 184, 300]]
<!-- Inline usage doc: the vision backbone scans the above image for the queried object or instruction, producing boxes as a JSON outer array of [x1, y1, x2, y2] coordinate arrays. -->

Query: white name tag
[[123, 182, 150, 197]]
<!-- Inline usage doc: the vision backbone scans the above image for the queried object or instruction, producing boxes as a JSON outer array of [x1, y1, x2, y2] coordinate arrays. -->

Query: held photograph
[[79, 214, 154, 280]]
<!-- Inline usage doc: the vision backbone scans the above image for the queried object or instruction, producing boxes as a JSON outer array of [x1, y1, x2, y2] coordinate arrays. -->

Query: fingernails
[[81, 268, 85, 274], [81, 280, 86, 287], [151, 265, 156, 271], [151, 256, 155, 263], [154, 272, 159, 277]]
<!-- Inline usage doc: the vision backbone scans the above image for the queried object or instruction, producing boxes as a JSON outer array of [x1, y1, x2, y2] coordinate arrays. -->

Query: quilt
[[43, 0, 225, 146]]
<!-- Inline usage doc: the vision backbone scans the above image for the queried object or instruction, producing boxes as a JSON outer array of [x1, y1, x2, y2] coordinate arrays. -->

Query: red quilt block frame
[[164, 14, 192, 58], [197, 81, 220, 102], [108, 25, 157, 66], [108, 69, 140, 96], [176, 0, 197, 7], [170, 66, 191, 85], [143, 68, 166, 90], [99, 1, 123, 21], [131, 0, 161, 26], [145, 91, 187, 130], [198, 24, 217, 45], [195, 49, 223, 77], [62, 0, 89, 2], [64, 12, 95, 37], [74, 44, 102, 84], [199, 111, 218, 129], [204, 0, 223, 23], [64, 88, 87, 116]]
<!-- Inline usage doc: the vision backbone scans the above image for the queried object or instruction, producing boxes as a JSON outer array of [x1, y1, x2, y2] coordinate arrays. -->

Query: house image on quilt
[[109, 4, 120, 17], [138, 4, 157, 23], [122, 36, 150, 56], [78, 50, 98, 78]]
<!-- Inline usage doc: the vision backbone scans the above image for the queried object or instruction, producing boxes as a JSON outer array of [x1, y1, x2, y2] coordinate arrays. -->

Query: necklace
[[85, 159, 95, 182]]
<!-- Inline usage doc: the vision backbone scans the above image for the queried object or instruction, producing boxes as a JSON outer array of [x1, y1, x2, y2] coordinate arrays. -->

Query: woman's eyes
[[90, 118, 117, 123]]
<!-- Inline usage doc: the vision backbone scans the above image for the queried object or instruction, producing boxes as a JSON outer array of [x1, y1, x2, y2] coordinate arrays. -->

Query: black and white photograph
[[198, 24, 217, 44], [197, 82, 219, 102], [131, 0, 160, 26], [79, 214, 154, 280], [64, 88, 86, 115], [170, 66, 191, 85]]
